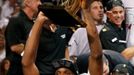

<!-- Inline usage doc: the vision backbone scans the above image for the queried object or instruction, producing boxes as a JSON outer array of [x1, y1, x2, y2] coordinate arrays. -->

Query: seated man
[[76, 50, 134, 75], [100, 0, 134, 61], [68, 0, 105, 57]]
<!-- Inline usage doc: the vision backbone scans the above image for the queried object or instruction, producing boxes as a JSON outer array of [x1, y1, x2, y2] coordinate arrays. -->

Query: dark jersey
[[35, 26, 73, 75], [99, 21, 126, 53]]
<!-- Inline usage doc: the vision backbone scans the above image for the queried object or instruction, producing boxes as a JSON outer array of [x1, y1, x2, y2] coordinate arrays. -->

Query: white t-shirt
[[121, 0, 134, 47], [0, 1, 14, 27], [68, 24, 104, 57], [122, 0, 134, 8], [68, 28, 90, 57]]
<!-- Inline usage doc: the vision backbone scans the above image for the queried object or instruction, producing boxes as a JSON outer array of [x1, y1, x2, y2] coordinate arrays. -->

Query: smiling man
[[99, 0, 134, 61]]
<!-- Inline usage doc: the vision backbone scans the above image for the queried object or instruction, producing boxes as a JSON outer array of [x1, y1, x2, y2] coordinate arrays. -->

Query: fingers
[[81, 0, 87, 9], [37, 11, 48, 22]]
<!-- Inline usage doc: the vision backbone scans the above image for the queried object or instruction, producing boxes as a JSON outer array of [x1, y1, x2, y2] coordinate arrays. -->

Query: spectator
[[0, 58, 10, 75], [122, 0, 134, 66], [68, 0, 105, 57], [0, 0, 18, 29], [76, 50, 134, 75], [0, 28, 5, 63], [5, 0, 41, 74], [99, 0, 134, 60]]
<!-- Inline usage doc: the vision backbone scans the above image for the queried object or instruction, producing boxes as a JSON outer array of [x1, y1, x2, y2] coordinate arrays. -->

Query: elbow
[[22, 58, 34, 68], [21, 58, 28, 67]]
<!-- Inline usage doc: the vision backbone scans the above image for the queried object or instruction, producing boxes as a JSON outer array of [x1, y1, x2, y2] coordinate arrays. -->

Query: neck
[[94, 20, 103, 26], [23, 8, 34, 20]]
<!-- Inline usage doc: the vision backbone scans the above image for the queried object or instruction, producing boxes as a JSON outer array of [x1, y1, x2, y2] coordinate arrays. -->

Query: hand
[[36, 11, 48, 22], [81, 0, 88, 9]]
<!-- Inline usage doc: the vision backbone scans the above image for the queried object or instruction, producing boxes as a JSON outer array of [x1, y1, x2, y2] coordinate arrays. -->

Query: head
[[87, 0, 104, 24], [103, 55, 109, 75], [22, 0, 41, 16], [106, 0, 125, 27], [55, 67, 75, 75], [111, 64, 129, 75], [0, 58, 10, 75], [8, 0, 17, 7], [52, 59, 78, 75]]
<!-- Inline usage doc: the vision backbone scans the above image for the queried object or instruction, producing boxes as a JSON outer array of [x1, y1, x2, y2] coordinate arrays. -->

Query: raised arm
[[81, 0, 103, 75], [21, 12, 48, 75]]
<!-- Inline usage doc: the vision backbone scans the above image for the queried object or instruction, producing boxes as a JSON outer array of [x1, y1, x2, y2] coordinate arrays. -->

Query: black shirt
[[5, 10, 34, 75], [99, 21, 126, 53], [35, 26, 73, 75]]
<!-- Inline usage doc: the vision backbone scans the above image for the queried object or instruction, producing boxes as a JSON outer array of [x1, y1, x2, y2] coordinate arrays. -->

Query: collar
[[107, 21, 124, 31], [20, 10, 34, 22]]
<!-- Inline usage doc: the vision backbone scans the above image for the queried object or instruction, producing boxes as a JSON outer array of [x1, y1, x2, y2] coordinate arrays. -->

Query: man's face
[[89, 1, 104, 23], [28, 0, 41, 13], [107, 6, 125, 27], [55, 68, 75, 75], [103, 61, 109, 75]]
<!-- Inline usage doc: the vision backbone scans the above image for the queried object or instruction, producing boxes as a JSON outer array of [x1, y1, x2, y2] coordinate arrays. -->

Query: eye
[[112, 11, 118, 14], [119, 11, 123, 14]]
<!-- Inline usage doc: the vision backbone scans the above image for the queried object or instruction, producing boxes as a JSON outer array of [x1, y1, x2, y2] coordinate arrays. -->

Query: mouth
[[99, 14, 103, 17]]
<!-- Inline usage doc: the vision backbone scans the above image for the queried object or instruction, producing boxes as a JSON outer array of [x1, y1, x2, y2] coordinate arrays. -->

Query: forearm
[[11, 43, 24, 54], [82, 4, 103, 75], [22, 12, 46, 67], [121, 47, 134, 60], [65, 48, 70, 60]]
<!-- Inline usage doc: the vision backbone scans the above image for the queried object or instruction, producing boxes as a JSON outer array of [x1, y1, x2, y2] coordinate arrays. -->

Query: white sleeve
[[68, 34, 79, 57]]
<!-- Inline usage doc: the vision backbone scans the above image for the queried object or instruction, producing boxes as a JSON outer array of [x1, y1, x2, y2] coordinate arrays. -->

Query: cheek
[[110, 15, 117, 22], [121, 14, 125, 20], [91, 11, 98, 18]]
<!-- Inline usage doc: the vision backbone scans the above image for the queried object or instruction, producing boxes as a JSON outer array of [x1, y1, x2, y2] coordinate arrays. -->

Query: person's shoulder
[[100, 24, 111, 35], [74, 28, 87, 34]]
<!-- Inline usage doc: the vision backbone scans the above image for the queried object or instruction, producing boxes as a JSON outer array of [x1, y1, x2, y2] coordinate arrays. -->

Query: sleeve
[[5, 18, 25, 47], [100, 30, 126, 53], [127, 25, 134, 47], [68, 36, 79, 56]]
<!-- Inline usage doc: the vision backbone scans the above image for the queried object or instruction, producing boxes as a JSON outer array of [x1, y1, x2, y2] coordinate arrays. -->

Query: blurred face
[[30, 0, 41, 13], [103, 62, 109, 75], [89, 1, 104, 23], [9, 0, 16, 6], [107, 6, 125, 27], [24, 0, 41, 14], [55, 68, 75, 75]]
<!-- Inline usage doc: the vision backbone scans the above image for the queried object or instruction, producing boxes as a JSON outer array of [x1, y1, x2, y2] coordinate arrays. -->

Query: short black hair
[[104, 0, 124, 11], [86, 0, 102, 8]]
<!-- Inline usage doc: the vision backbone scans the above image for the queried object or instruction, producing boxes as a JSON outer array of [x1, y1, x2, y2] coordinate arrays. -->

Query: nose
[[117, 12, 122, 18], [98, 7, 104, 13]]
